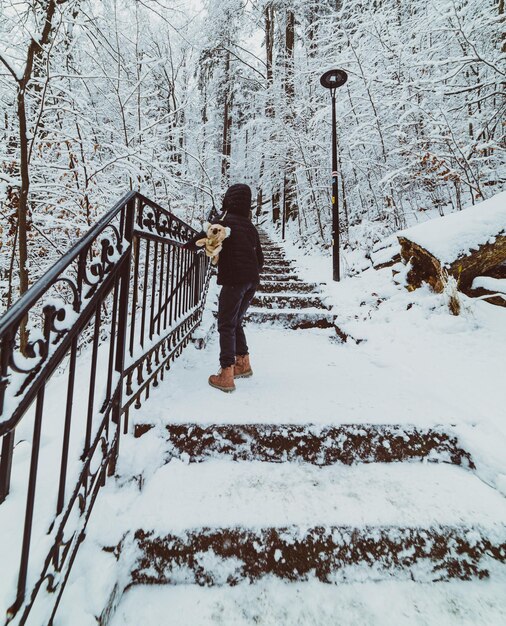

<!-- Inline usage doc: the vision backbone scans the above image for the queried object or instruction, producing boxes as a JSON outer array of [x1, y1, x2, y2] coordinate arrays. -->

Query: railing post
[[194, 254, 200, 308], [0, 330, 14, 503], [0, 431, 15, 503], [110, 196, 136, 469]]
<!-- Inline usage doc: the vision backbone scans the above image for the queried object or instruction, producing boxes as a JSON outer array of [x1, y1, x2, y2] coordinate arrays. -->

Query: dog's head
[[204, 222, 231, 243]]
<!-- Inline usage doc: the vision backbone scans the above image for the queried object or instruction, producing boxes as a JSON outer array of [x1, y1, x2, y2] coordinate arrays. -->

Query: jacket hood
[[222, 183, 252, 217]]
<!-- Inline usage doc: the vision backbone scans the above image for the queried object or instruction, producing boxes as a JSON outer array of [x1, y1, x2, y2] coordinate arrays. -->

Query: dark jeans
[[218, 282, 257, 368]]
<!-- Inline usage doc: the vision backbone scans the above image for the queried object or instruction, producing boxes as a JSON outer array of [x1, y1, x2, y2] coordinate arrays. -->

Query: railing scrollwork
[[0, 191, 210, 625]]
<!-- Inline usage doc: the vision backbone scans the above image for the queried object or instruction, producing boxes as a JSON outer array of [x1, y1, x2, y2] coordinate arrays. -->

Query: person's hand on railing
[[183, 234, 205, 252]]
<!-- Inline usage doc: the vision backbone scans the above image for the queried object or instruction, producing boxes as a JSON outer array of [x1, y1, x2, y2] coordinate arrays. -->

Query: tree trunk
[[5, 0, 61, 349], [499, 0, 506, 52], [265, 4, 274, 118], [307, 2, 319, 58], [16, 91, 30, 303], [264, 4, 278, 222], [283, 9, 297, 222], [221, 49, 232, 184]]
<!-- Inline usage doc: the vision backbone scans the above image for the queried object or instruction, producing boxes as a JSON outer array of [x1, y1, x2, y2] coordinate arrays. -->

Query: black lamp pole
[[320, 69, 348, 282]]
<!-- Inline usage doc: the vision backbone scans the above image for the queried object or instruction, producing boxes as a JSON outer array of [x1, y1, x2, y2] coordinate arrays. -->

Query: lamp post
[[320, 69, 348, 281]]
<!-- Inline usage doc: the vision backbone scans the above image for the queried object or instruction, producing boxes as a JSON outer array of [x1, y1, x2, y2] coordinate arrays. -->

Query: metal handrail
[[0, 192, 210, 625], [0, 191, 137, 338]]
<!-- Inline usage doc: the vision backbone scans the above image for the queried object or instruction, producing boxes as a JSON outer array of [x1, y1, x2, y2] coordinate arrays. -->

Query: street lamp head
[[320, 69, 348, 90]]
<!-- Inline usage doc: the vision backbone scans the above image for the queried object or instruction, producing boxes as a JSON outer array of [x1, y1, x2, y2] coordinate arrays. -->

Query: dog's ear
[[224, 226, 231, 238], [203, 221, 211, 232]]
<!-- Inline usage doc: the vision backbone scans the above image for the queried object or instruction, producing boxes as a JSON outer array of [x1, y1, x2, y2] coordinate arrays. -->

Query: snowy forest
[[2, 3, 506, 625], [0, 0, 504, 311]]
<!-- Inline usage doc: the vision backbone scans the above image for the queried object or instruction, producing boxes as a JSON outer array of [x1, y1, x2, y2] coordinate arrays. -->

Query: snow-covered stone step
[[262, 254, 286, 261], [251, 295, 330, 310], [133, 423, 474, 467], [257, 281, 321, 294], [263, 259, 288, 266], [128, 461, 506, 584], [263, 258, 291, 266], [244, 308, 335, 329], [263, 251, 288, 257], [110, 579, 506, 626], [263, 261, 295, 271], [263, 248, 286, 253], [260, 266, 297, 274], [259, 272, 300, 281], [260, 245, 284, 252]]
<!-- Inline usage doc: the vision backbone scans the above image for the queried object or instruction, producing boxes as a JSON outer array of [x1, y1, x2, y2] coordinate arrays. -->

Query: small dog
[[195, 222, 231, 265]]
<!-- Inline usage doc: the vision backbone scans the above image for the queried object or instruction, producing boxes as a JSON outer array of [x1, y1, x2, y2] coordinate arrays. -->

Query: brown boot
[[235, 354, 253, 379], [208, 365, 236, 392]]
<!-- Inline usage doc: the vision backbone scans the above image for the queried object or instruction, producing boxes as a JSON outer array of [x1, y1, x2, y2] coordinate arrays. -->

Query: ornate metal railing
[[0, 192, 210, 625]]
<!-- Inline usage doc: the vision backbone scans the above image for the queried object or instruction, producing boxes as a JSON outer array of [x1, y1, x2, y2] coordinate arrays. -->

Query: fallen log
[[398, 192, 506, 293]]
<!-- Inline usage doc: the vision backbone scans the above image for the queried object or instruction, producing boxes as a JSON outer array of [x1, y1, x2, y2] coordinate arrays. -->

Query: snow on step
[[126, 461, 506, 532], [262, 257, 287, 263], [263, 260, 294, 267], [259, 273, 300, 281], [260, 266, 297, 276], [110, 580, 506, 626], [244, 308, 335, 329], [129, 461, 506, 584], [257, 281, 321, 294], [251, 295, 329, 310]]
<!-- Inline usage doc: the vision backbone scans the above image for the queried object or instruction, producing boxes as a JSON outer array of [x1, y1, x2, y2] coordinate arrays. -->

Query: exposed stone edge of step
[[260, 267, 298, 274], [256, 286, 322, 295], [250, 298, 331, 311], [132, 423, 474, 468], [253, 294, 328, 303], [244, 309, 335, 329], [132, 525, 506, 585], [259, 275, 300, 282]]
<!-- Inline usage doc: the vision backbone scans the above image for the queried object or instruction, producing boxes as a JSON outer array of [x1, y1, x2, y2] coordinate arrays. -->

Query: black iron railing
[[0, 192, 210, 625]]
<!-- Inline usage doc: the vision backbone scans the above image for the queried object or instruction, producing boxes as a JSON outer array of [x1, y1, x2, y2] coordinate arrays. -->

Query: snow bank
[[472, 276, 506, 293], [398, 191, 506, 264]]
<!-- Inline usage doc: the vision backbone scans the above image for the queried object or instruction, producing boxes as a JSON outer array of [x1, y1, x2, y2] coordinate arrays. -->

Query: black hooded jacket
[[185, 184, 264, 285]]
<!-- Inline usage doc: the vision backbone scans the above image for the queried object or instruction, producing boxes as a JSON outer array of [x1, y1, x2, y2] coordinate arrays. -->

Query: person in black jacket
[[185, 183, 264, 392]]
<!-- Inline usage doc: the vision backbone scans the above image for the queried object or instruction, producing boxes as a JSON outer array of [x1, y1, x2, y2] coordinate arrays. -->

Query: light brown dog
[[195, 222, 231, 265]]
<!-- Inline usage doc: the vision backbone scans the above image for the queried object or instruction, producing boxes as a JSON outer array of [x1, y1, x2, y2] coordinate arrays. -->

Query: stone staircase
[[244, 232, 335, 329], [73, 231, 506, 625]]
